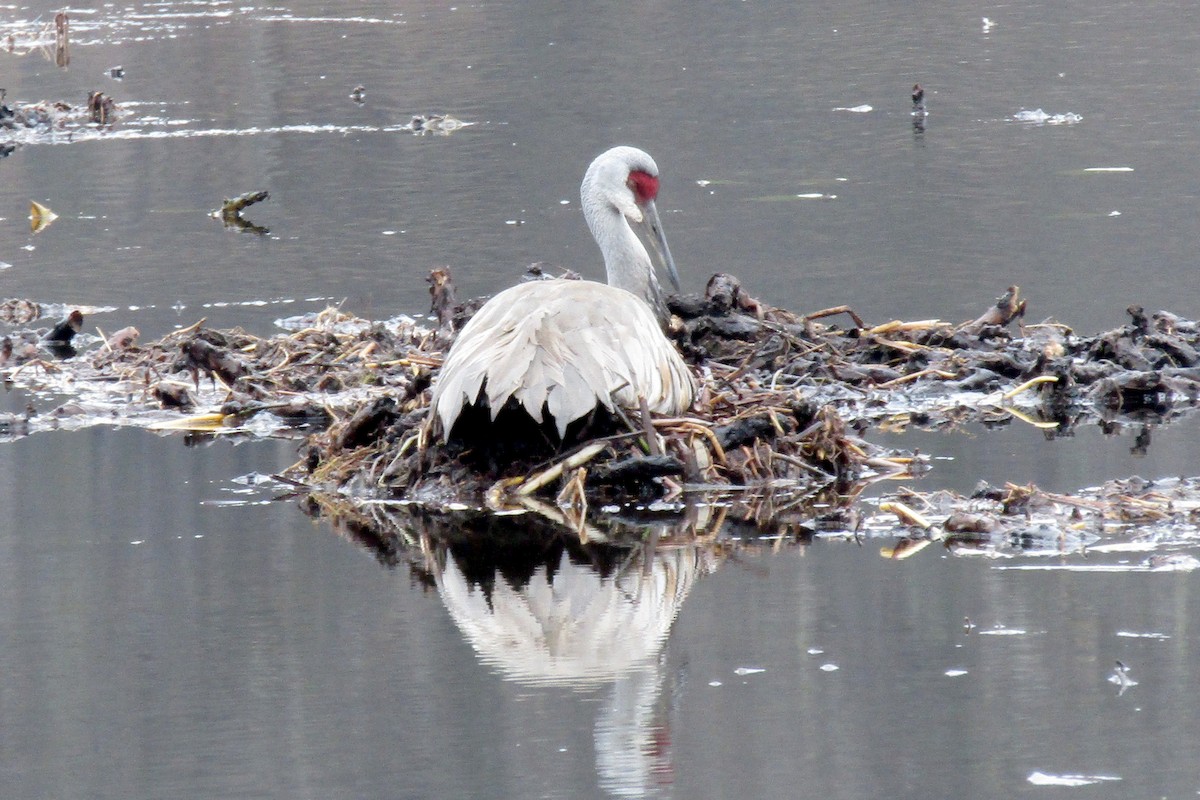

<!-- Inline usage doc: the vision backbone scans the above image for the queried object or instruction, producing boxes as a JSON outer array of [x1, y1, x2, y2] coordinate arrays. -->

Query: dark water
[[4, 2, 1200, 797]]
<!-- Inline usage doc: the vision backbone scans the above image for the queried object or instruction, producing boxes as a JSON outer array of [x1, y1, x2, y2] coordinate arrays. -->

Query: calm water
[[3, 1, 1200, 797]]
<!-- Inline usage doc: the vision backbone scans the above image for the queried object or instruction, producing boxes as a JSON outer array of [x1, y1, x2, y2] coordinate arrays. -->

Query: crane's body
[[432, 146, 696, 442]]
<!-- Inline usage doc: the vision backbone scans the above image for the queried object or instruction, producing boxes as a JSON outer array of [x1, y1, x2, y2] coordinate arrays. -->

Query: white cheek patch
[[617, 198, 644, 224]]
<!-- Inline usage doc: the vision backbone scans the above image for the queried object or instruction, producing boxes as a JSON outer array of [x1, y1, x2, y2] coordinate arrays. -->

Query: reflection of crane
[[432, 146, 696, 441]]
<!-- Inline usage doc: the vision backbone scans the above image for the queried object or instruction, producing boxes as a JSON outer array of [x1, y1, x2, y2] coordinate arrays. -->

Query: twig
[[515, 441, 608, 496]]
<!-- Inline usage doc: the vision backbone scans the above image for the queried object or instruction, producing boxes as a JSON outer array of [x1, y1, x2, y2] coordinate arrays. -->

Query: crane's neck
[[583, 200, 669, 324]]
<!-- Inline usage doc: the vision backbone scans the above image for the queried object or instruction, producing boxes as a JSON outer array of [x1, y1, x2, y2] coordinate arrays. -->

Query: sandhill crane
[[432, 145, 696, 442]]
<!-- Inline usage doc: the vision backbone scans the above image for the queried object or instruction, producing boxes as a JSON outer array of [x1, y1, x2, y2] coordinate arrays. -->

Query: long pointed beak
[[641, 199, 681, 292]]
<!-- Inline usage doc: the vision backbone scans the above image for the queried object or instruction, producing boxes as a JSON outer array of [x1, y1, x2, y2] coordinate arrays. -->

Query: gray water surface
[[3, 1, 1200, 797]]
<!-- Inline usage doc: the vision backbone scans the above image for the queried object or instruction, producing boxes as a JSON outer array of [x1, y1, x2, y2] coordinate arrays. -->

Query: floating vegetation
[[0, 9, 70, 65], [86, 90, 116, 124], [1, 5, 408, 53], [0, 98, 468, 150], [0, 15, 471, 152], [407, 113, 469, 135], [0, 9, 470, 153], [212, 189, 271, 235], [28, 200, 57, 234], [863, 475, 1200, 564], [1027, 772, 1121, 788], [0, 91, 120, 136], [1012, 108, 1083, 125]]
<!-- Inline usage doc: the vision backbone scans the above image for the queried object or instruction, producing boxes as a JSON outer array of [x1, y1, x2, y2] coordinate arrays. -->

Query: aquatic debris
[[0, 90, 122, 141], [86, 90, 116, 124], [103, 325, 140, 351], [1012, 108, 1082, 125], [981, 17, 996, 33], [0, 100, 66, 131], [0, 408, 33, 440], [1107, 660, 1138, 695], [977, 626, 1027, 636], [2, 97, 406, 148], [350, 85, 365, 103], [409, 113, 468, 135], [43, 310, 83, 345], [149, 412, 229, 433], [42, 313, 83, 357], [213, 189, 270, 235], [1027, 772, 1120, 787], [0, 298, 41, 325], [911, 83, 927, 116], [1, 10, 72, 65], [109, 66, 124, 80], [29, 201, 58, 233], [1143, 553, 1200, 571], [0, 307, 85, 365], [880, 500, 933, 530], [295, 459, 1200, 569], [2, 305, 432, 440], [150, 380, 195, 411], [218, 190, 270, 216], [834, 104, 872, 113], [53, 11, 69, 67], [862, 472, 1200, 562]]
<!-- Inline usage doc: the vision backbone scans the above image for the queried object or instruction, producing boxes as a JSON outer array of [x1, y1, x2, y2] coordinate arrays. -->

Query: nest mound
[[290, 274, 1200, 514], [5, 273, 1200, 523]]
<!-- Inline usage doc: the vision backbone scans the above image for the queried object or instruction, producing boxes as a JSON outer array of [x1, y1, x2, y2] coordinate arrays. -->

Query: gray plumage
[[432, 146, 696, 440]]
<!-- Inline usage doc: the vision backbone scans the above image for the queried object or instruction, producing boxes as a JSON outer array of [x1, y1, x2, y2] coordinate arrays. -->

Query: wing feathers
[[431, 280, 695, 440]]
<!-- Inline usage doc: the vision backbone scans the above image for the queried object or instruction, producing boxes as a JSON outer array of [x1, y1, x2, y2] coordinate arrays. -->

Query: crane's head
[[581, 146, 681, 318]]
